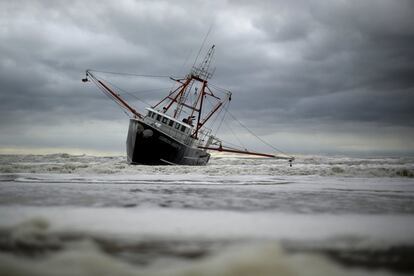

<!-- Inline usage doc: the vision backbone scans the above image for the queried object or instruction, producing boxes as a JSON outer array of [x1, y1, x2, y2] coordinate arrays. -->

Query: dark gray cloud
[[1, 0, 413, 155]]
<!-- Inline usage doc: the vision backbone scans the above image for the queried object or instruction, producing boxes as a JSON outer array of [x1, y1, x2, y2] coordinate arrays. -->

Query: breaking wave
[[0, 153, 413, 177]]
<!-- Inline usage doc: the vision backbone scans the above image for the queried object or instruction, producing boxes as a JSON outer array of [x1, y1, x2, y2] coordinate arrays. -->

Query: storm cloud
[[1, 0, 414, 155]]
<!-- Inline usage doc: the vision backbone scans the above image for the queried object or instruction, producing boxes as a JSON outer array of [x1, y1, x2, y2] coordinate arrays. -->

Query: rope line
[[223, 105, 292, 157], [89, 77, 132, 118], [88, 69, 173, 78], [105, 80, 152, 107]]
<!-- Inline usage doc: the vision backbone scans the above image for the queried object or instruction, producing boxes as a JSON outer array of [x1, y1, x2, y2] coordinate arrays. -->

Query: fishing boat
[[82, 45, 293, 165]]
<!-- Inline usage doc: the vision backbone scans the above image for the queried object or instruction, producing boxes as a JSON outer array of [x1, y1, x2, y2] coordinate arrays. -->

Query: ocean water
[[0, 153, 413, 276]]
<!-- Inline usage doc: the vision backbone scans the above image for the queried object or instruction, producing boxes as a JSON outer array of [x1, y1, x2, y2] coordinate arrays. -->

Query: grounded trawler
[[82, 45, 294, 165]]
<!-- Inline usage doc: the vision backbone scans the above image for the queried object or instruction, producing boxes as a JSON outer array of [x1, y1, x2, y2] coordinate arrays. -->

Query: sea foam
[[0, 153, 413, 177]]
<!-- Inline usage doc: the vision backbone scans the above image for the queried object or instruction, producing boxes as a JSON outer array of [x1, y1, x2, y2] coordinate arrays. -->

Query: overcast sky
[[1, 0, 414, 156]]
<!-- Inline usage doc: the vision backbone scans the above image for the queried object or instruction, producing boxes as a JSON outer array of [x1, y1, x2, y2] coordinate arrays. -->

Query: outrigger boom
[[83, 70, 143, 118], [198, 146, 294, 161]]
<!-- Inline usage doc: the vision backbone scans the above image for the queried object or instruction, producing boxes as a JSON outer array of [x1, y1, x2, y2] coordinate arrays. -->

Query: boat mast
[[153, 45, 231, 139]]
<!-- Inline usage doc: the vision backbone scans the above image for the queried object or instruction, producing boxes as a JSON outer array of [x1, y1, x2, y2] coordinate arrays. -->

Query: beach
[[0, 154, 413, 275]]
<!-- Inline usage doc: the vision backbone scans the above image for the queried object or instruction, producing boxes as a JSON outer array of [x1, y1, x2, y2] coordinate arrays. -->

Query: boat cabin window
[[148, 111, 190, 134]]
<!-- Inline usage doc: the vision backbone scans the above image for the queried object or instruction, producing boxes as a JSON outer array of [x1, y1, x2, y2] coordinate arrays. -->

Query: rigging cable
[[88, 69, 173, 78], [203, 93, 228, 137], [104, 80, 152, 107], [203, 95, 246, 150], [176, 48, 194, 77], [89, 77, 131, 117], [215, 99, 230, 136], [192, 24, 214, 69], [209, 82, 232, 95], [90, 72, 174, 113], [223, 104, 292, 157], [222, 119, 248, 150], [128, 87, 174, 97]]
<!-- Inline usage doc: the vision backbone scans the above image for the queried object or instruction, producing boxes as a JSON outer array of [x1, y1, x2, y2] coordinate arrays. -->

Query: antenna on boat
[[191, 45, 216, 80], [192, 24, 214, 69]]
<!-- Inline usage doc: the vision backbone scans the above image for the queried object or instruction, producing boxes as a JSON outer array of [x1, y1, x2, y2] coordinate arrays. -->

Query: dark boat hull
[[126, 119, 210, 165]]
